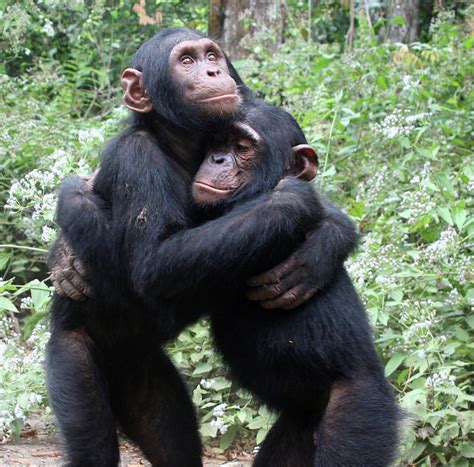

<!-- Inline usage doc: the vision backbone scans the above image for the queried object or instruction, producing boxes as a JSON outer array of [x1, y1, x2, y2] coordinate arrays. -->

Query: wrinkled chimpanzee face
[[121, 35, 241, 124], [192, 122, 259, 205], [192, 122, 318, 205], [169, 38, 241, 118]]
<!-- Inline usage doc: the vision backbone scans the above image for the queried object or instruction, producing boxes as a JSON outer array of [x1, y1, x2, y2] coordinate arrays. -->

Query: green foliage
[[0, 278, 51, 440], [0, 3, 473, 464]]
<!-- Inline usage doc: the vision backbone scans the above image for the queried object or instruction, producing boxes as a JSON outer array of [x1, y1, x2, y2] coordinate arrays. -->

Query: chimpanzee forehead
[[169, 38, 223, 60]]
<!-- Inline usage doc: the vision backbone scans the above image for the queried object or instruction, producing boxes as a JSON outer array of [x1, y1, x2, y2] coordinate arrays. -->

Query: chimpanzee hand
[[246, 196, 359, 310], [50, 237, 94, 301], [246, 244, 318, 310], [49, 172, 98, 301]]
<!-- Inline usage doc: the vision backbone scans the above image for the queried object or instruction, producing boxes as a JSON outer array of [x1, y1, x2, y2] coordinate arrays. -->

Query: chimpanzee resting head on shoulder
[[192, 100, 319, 207], [120, 27, 253, 130]]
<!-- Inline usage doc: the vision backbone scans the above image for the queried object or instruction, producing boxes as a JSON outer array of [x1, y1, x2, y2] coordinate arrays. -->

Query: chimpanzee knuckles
[[121, 68, 153, 113], [292, 144, 319, 181]]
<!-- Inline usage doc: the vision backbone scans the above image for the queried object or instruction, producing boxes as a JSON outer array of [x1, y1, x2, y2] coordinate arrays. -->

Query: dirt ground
[[0, 415, 252, 467]]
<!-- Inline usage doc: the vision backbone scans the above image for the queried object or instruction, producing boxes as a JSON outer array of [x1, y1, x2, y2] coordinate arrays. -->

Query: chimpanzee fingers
[[246, 270, 300, 302], [82, 284, 96, 299], [246, 256, 298, 287], [280, 286, 318, 310], [57, 278, 87, 302], [69, 272, 91, 298], [63, 268, 89, 301], [52, 277, 67, 298], [260, 285, 318, 310], [72, 257, 89, 279]]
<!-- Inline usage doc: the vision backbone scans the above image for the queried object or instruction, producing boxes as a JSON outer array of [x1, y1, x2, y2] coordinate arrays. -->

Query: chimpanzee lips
[[201, 94, 240, 103], [194, 181, 235, 193]]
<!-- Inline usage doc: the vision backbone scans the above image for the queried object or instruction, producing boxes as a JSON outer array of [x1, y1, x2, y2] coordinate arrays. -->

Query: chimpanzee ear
[[292, 144, 319, 181], [121, 68, 153, 113]]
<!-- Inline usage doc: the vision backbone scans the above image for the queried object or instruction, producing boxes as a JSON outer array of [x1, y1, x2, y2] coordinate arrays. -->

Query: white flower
[[20, 297, 33, 310], [199, 378, 215, 389], [426, 370, 456, 387], [41, 225, 56, 243], [212, 403, 227, 417], [13, 404, 25, 421], [42, 19, 55, 37], [78, 128, 104, 144], [210, 417, 228, 435]]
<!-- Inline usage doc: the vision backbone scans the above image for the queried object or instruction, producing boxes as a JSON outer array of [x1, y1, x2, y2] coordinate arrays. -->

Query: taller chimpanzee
[[47, 28, 357, 466], [47, 28, 247, 467]]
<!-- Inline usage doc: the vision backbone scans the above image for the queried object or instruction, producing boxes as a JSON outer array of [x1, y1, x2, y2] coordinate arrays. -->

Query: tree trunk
[[209, 0, 286, 59], [387, 0, 420, 43]]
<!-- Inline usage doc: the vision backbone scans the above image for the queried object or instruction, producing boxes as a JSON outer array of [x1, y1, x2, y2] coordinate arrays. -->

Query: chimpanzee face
[[192, 122, 260, 205], [192, 121, 318, 206], [169, 38, 241, 118], [121, 33, 241, 126]]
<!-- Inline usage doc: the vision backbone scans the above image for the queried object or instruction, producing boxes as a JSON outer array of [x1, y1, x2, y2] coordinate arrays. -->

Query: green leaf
[[0, 252, 10, 271], [219, 425, 236, 450], [454, 210, 467, 230], [30, 280, 51, 310], [392, 16, 406, 26], [200, 422, 217, 438], [385, 353, 405, 377], [0, 296, 17, 312], [389, 288, 403, 303], [376, 75, 388, 90], [256, 426, 271, 445], [459, 444, 474, 459], [248, 417, 268, 430], [192, 362, 213, 375], [237, 411, 247, 424], [212, 378, 232, 391], [437, 207, 453, 225], [407, 441, 427, 463]]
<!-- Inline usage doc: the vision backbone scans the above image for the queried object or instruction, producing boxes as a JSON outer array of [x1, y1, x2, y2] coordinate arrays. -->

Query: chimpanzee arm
[[246, 195, 359, 309], [134, 179, 324, 301], [55, 175, 113, 276]]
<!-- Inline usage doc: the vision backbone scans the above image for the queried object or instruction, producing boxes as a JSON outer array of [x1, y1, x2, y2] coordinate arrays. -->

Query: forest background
[[0, 0, 473, 465]]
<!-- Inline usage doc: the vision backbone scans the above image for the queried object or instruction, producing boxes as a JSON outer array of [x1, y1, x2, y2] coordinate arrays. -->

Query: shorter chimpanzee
[[58, 100, 401, 466], [187, 102, 403, 466]]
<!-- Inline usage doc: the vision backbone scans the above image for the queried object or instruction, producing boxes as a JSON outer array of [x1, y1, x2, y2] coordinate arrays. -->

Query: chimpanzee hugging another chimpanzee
[[48, 28, 401, 466]]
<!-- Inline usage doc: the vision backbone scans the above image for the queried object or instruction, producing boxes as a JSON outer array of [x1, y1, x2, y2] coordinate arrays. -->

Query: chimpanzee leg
[[114, 349, 202, 467], [46, 329, 118, 467], [314, 376, 401, 467], [254, 411, 320, 467]]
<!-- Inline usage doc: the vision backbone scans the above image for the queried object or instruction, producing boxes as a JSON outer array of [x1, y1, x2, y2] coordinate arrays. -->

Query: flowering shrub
[[0, 7, 472, 465]]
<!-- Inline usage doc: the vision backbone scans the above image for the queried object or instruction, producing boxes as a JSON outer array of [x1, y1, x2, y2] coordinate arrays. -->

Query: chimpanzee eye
[[236, 143, 250, 152], [180, 55, 194, 65], [207, 52, 218, 61]]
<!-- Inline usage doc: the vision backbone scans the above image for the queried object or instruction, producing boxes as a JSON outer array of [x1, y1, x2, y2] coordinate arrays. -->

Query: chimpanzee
[[46, 27, 245, 467], [47, 28, 359, 466], [190, 103, 402, 466]]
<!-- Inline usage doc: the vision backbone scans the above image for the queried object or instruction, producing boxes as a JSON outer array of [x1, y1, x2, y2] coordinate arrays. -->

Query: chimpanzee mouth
[[194, 181, 235, 194], [201, 94, 240, 103]]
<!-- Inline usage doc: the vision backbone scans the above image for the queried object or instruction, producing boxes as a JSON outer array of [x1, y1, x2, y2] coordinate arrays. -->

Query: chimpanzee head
[[192, 100, 318, 206], [120, 28, 252, 129]]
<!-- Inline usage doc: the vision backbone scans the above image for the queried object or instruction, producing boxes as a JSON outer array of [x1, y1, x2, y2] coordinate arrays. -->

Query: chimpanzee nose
[[211, 154, 226, 164], [207, 68, 221, 77]]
